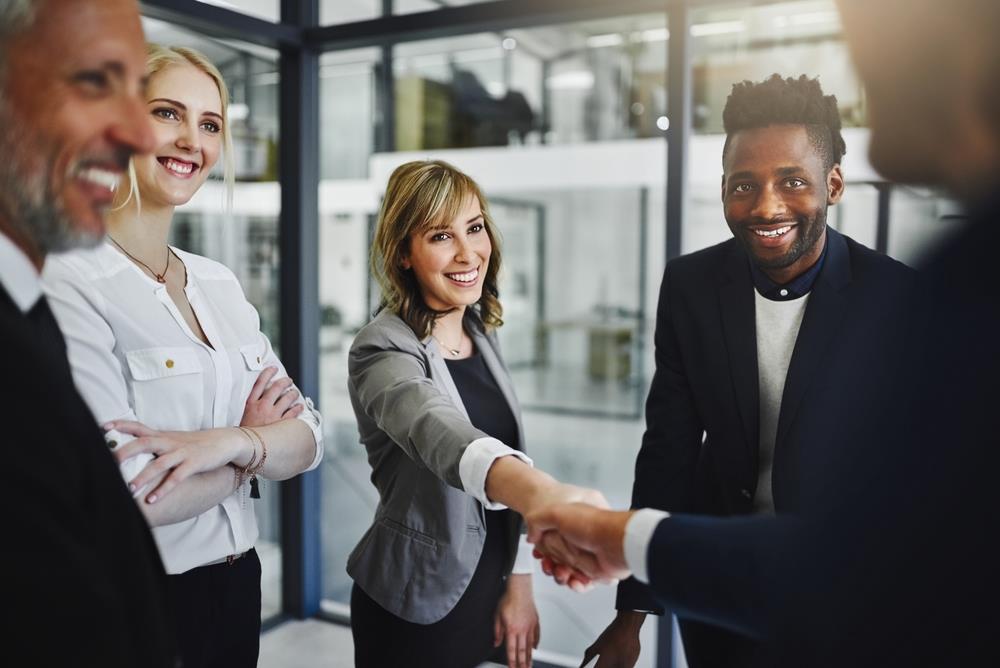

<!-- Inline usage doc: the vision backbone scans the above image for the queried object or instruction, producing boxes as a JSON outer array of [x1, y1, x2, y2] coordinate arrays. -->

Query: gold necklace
[[109, 236, 171, 284], [433, 333, 463, 357]]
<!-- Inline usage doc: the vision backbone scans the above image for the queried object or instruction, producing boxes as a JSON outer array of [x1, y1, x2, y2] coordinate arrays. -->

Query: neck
[[107, 197, 175, 262], [432, 307, 466, 343], [0, 213, 44, 272]]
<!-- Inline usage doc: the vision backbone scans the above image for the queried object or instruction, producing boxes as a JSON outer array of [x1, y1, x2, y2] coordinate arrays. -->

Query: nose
[[174, 118, 202, 153], [750, 184, 788, 222], [109, 92, 155, 157], [453, 234, 472, 263]]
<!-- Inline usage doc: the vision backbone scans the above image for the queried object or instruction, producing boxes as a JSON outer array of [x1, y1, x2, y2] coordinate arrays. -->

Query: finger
[[534, 619, 541, 648], [114, 436, 160, 463], [128, 450, 179, 492], [494, 614, 504, 648], [249, 367, 279, 401], [272, 387, 300, 414], [261, 377, 294, 405], [507, 628, 517, 668], [146, 461, 193, 503], [104, 420, 155, 438], [517, 630, 527, 668], [282, 403, 305, 419]]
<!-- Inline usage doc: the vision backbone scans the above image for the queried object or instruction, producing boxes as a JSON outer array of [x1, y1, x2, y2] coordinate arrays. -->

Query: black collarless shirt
[[749, 235, 829, 301]]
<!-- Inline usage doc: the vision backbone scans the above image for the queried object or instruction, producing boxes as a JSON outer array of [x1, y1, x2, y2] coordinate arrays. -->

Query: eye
[[152, 107, 180, 121], [430, 232, 451, 242], [200, 120, 221, 134], [731, 183, 754, 194], [468, 223, 484, 234], [72, 70, 110, 96], [785, 177, 807, 188]]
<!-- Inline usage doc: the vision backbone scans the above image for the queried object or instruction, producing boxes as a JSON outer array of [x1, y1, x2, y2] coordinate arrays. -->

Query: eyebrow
[[148, 97, 224, 121], [466, 213, 484, 224], [728, 166, 805, 181]]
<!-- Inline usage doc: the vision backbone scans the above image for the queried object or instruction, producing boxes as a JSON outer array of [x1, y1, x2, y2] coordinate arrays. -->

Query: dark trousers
[[166, 548, 262, 668]]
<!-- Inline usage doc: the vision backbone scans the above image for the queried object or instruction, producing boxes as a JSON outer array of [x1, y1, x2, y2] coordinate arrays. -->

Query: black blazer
[[617, 228, 912, 666], [1, 283, 176, 666], [642, 196, 1000, 666]]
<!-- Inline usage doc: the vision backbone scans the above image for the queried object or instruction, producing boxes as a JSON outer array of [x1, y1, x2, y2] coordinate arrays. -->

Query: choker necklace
[[433, 334, 462, 357], [109, 236, 171, 284]]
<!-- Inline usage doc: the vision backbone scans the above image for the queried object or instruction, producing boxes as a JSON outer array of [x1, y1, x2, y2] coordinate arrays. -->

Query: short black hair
[[722, 74, 846, 171]]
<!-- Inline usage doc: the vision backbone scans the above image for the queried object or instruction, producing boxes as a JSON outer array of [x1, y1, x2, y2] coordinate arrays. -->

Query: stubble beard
[[750, 207, 827, 271], [0, 99, 103, 257]]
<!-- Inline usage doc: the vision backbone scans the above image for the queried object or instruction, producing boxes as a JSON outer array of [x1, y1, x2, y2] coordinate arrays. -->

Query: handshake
[[523, 485, 638, 591]]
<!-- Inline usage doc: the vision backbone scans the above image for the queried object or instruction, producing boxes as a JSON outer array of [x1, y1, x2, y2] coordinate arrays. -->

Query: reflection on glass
[[196, 0, 278, 23], [141, 17, 284, 621]]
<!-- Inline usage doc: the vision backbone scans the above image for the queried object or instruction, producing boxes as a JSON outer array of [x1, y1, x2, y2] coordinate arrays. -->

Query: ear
[[826, 164, 845, 205], [399, 257, 411, 270]]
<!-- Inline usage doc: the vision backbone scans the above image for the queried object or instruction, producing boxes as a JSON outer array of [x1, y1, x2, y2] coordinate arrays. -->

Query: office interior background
[[135, 0, 958, 665]]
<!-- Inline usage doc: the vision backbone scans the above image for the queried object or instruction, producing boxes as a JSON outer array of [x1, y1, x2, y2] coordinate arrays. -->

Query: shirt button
[[165, 359, 175, 369], [779, 289, 789, 297], [257, 356, 261, 364], [107, 440, 118, 449], [741, 488, 752, 499]]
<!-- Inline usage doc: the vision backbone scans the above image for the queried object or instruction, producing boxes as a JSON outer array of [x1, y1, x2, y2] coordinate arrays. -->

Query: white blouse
[[42, 242, 324, 574]]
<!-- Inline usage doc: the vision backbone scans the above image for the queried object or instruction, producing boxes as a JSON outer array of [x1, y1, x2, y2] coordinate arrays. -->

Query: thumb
[[494, 613, 504, 647]]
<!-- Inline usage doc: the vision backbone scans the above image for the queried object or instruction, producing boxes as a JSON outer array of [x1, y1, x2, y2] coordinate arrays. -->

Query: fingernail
[[103, 423, 114, 430], [128, 483, 135, 492], [147, 494, 157, 504]]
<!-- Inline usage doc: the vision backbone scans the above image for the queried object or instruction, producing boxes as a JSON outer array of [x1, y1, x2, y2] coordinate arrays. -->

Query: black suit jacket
[[643, 194, 1000, 666], [0, 282, 176, 665], [617, 227, 912, 666]]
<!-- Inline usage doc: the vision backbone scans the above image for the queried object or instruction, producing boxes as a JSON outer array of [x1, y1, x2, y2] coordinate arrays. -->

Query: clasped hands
[[526, 502, 636, 591]]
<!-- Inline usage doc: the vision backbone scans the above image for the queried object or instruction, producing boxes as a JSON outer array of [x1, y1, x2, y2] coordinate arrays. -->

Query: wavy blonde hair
[[115, 43, 235, 212], [371, 160, 504, 337]]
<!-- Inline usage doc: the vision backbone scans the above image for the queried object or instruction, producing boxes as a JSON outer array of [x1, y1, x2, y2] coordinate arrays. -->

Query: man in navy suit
[[530, 1, 1000, 665], [582, 75, 910, 668], [0, 0, 176, 664]]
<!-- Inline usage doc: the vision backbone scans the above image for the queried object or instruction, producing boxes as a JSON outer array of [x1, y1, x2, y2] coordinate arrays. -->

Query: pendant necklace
[[433, 333, 462, 357], [109, 236, 171, 284]]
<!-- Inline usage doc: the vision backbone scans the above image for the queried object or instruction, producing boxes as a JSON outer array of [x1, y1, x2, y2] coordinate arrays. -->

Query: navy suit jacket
[[616, 227, 912, 666], [642, 195, 1000, 666]]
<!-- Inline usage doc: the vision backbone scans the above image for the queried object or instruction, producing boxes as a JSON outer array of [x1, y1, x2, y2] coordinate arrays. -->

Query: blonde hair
[[115, 43, 235, 212], [371, 160, 504, 337]]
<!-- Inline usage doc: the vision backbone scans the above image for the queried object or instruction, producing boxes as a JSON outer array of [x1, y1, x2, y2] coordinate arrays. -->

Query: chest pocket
[[125, 347, 204, 431], [237, 342, 267, 405]]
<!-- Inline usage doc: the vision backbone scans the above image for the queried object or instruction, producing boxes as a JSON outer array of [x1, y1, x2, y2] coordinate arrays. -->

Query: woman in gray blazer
[[347, 160, 606, 667]]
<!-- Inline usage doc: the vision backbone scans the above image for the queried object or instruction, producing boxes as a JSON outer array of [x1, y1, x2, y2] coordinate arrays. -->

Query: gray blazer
[[346, 309, 526, 624]]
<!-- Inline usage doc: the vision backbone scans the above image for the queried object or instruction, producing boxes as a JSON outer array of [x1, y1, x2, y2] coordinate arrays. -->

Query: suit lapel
[[775, 228, 852, 449], [718, 245, 760, 460]]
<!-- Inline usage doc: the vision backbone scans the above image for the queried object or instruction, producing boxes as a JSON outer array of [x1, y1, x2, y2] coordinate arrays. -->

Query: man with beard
[[530, 0, 1000, 664], [0, 0, 176, 664], [580, 74, 912, 668]]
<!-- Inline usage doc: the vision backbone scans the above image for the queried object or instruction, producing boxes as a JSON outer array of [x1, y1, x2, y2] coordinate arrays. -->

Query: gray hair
[[0, 0, 39, 86]]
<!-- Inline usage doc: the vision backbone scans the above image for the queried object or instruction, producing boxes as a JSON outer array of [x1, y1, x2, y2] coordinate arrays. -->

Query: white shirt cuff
[[511, 534, 536, 575], [458, 437, 533, 510], [105, 429, 152, 497], [624, 509, 670, 584]]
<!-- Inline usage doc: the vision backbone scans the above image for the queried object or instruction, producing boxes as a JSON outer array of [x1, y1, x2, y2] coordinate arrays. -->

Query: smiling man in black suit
[[0, 0, 175, 664], [581, 75, 912, 668]]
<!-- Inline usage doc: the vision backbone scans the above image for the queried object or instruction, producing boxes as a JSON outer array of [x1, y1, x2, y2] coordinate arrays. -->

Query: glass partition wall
[[141, 1, 962, 665]]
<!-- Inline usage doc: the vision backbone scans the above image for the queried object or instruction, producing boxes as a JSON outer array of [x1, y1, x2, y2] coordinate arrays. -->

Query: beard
[[0, 99, 103, 257], [741, 206, 828, 271]]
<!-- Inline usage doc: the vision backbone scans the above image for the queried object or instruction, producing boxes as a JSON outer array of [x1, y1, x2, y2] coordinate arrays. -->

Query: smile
[[76, 166, 121, 193], [445, 268, 479, 285], [753, 226, 793, 238], [158, 157, 197, 176]]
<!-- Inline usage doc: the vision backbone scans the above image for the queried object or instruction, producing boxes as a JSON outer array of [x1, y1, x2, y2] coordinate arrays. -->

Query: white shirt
[[0, 232, 41, 312], [42, 241, 324, 574], [624, 508, 671, 583]]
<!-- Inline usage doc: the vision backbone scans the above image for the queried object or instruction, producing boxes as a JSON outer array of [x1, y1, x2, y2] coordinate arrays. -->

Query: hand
[[527, 504, 635, 584], [494, 574, 540, 668], [241, 366, 303, 427], [524, 481, 610, 517], [106, 420, 248, 504], [580, 611, 646, 668]]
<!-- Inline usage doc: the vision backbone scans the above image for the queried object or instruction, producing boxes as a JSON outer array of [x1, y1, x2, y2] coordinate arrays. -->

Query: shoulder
[[170, 247, 239, 283], [840, 232, 915, 286], [351, 309, 424, 354], [43, 243, 126, 284], [663, 238, 739, 286]]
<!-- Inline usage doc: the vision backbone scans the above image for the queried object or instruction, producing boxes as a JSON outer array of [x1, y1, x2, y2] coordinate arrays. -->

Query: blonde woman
[[42, 45, 323, 668], [347, 160, 606, 668]]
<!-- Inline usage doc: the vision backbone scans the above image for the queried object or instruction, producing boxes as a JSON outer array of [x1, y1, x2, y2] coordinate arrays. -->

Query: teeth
[[164, 158, 194, 175], [78, 167, 121, 191], [446, 269, 479, 283], [754, 226, 791, 238]]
